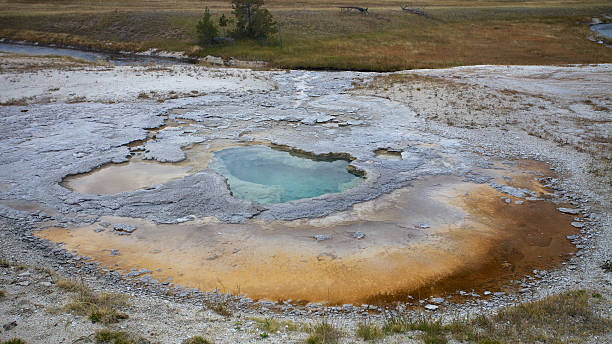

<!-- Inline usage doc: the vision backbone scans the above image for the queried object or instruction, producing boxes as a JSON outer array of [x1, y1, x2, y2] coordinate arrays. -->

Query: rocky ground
[[0, 53, 610, 343]]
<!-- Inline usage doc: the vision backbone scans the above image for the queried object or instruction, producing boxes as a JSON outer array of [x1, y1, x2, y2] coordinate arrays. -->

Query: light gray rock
[[557, 207, 581, 215], [113, 223, 137, 233], [349, 231, 366, 239], [314, 234, 332, 241]]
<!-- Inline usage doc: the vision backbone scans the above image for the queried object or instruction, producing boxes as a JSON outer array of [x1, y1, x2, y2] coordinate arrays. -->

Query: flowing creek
[[0, 42, 191, 65]]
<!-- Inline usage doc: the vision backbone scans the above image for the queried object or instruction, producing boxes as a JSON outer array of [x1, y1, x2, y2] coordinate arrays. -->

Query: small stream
[[0, 42, 192, 65], [590, 23, 612, 40]]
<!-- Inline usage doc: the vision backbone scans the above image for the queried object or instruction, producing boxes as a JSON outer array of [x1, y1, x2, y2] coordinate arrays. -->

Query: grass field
[[1, 0, 611, 70]]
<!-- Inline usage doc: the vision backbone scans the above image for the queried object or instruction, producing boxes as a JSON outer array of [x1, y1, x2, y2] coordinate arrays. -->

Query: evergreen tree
[[196, 7, 218, 45], [231, 0, 275, 39]]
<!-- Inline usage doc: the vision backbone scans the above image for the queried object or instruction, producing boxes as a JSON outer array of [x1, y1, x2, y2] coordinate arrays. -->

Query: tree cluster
[[196, 0, 276, 47]]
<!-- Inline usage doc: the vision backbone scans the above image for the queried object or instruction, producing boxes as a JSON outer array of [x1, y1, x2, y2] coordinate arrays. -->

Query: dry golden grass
[[305, 319, 342, 344], [56, 278, 90, 293], [356, 322, 384, 341], [203, 298, 233, 317], [56, 278, 130, 325], [94, 329, 150, 344], [382, 290, 612, 343], [251, 316, 301, 333]]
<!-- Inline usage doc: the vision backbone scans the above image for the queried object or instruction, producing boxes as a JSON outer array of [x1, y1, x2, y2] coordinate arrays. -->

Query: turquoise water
[[209, 146, 363, 204]]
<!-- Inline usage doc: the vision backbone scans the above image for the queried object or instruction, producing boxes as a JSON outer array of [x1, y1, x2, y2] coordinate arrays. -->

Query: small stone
[[18, 272, 31, 277], [424, 304, 438, 311], [94, 227, 105, 233], [113, 223, 137, 233], [503, 198, 511, 204], [416, 223, 430, 229], [493, 292, 505, 297], [3, 321, 17, 331], [557, 207, 580, 215], [314, 234, 332, 241], [99, 222, 111, 227], [515, 200, 524, 205], [39, 281, 52, 287], [570, 222, 584, 228], [431, 297, 444, 304], [17, 281, 30, 286], [175, 215, 196, 223], [110, 249, 120, 256], [519, 288, 530, 294], [349, 231, 366, 239]]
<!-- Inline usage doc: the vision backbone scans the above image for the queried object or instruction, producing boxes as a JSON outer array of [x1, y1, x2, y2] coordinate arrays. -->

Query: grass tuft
[[56, 278, 89, 293], [94, 329, 149, 344], [1, 340, 27, 344], [204, 298, 232, 317], [255, 317, 281, 333], [182, 336, 213, 344], [59, 280, 129, 325], [383, 316, 447, 343], [305, 319, 341, 344], [356, 322, 384, 341], [251, 316, 300, 334], [0, 289, 5, 299], [0, 256, 9, 268]]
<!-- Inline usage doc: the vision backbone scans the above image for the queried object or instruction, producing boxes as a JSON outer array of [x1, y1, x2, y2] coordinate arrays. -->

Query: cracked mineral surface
[[1, 53, 609, 305]]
